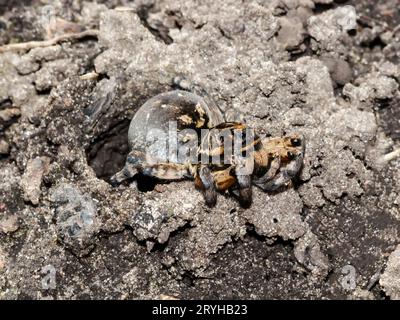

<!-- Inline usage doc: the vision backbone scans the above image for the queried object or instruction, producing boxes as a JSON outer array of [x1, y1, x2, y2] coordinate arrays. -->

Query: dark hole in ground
[[377, 96, 400, 141], [86, 119, 159, 192], [135, 174, 159, 192], [136, 3, 173, 45], [313, 2, 335, 14], [360, 35, 387, 50], [86, 119, 130, 182]]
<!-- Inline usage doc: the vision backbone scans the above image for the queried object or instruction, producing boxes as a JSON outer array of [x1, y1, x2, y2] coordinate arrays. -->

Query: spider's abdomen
[[128, 90, 224, 164]]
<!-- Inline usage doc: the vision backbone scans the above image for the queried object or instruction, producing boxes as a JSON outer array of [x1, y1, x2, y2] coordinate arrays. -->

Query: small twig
[[392, 24, 400, 35], [159, 294, 179, 300], [0, 29, 99, 53], [367, 270, 382, 291], [379, 148, 400, 164], [115, 6, 135, 12], [80, 72, 99, 81], [358, 15, 391, 30]]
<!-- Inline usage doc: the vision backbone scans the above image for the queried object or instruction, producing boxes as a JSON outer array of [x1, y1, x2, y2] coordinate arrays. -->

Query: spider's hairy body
[[111, 90, 305, 207]]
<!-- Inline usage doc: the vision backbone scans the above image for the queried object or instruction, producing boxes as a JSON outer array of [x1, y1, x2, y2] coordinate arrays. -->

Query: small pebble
[[0, 215, 19, 234], [0, 140, 10, 155]]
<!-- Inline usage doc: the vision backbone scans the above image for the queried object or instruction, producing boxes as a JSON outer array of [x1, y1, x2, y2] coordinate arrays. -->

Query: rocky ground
[[0, 0, 399, 299]]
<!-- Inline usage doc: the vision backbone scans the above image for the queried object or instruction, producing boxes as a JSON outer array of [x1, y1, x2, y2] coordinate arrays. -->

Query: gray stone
[[0, 215, 19, 233], [0, 139, 10, 155], [307, 6, 356, 53], [50, 184, 99, 256], [277, 16, 306, 50], [294, 230, 330, 277], [343, 73, 399, 107], [321, 57, 353, 86], [20, 156, 50, 205], [380, 245, 400, 300]]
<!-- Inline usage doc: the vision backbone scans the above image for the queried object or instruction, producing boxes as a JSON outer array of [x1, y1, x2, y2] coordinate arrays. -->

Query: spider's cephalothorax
[[194, 122, 305, 207], [110, 90, 305, 207]]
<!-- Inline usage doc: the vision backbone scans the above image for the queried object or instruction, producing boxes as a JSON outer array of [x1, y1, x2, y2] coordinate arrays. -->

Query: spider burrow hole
[[86, 119, 130, 182], [86, 117, 160, 192], [84, 89, 170, 192]]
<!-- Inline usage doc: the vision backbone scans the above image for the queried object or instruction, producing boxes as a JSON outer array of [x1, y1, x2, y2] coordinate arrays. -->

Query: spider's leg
[[253, 156, 281, 188], [231, 157, 253, 207], [285, 150, 304, 177], [236, 173, 252, 208], [110, 151, 144, 186], [196, 165, 217, 207], [257, 152, 304, 191], [141, 163, 191, 180]]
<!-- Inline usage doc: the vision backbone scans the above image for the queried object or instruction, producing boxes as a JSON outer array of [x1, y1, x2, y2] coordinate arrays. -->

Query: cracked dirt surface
[[0, 0, 399, 299]]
